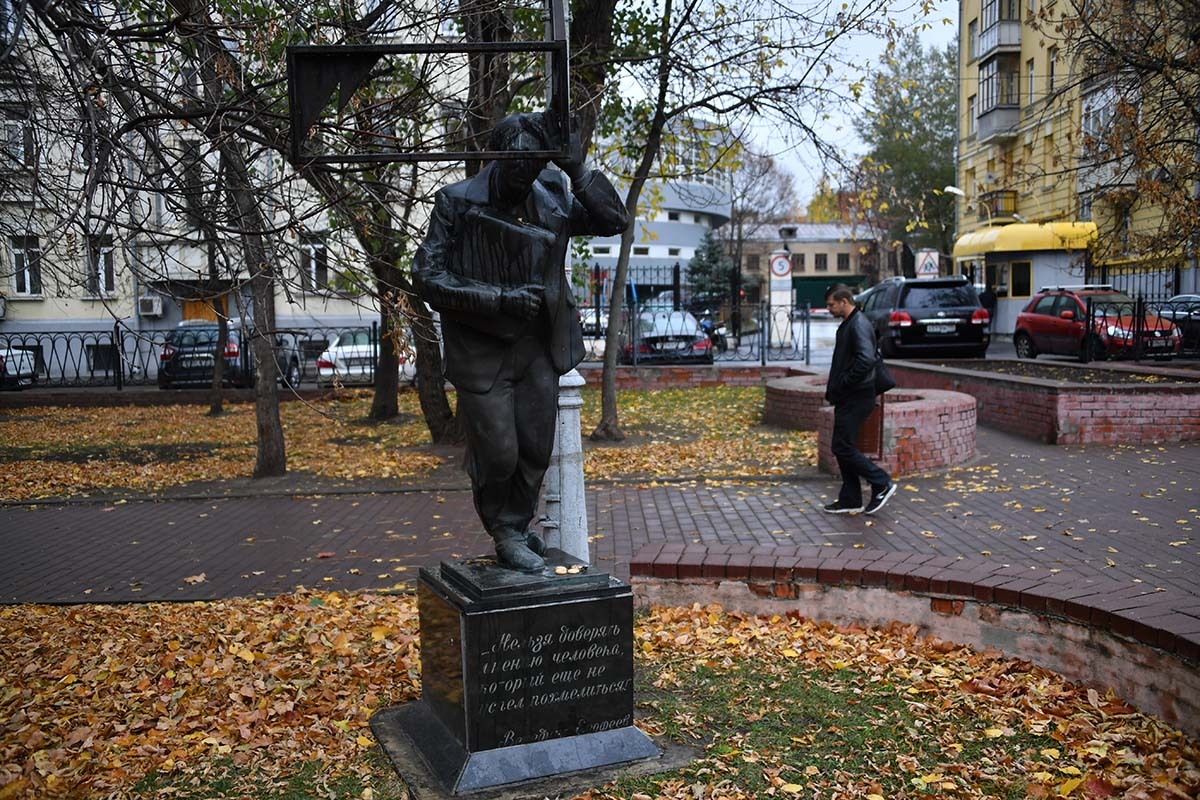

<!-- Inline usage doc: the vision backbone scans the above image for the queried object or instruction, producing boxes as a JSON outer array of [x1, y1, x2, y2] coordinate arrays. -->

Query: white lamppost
[[944, 185, 993, 227]]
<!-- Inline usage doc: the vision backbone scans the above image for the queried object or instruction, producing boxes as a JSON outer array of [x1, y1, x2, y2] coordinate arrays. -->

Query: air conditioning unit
[[138, 295, 164, 317]]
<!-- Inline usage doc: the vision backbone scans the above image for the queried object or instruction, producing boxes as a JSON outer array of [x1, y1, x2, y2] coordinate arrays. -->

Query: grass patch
[[131, 753, 407, 799], [613, 660, 1055, 799]]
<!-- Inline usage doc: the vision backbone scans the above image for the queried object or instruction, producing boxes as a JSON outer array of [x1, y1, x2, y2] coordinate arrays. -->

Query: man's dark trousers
[[831, 388, 890, 507]]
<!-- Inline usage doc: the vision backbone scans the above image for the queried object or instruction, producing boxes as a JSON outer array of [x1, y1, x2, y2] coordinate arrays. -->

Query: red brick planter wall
[[629, 543, 1200, 738], [763, 376, 977, 478], [887, 360, 1200, 445], [576, 364, 789, 391], [762, 374, 828, 429]]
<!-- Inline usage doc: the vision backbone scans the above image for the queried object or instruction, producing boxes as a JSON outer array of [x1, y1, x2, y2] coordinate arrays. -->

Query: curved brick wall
[[763, 374, 828, 430], [815, 389, 977, 478]]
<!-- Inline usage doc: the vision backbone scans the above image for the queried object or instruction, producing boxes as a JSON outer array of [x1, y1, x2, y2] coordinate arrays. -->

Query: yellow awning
[[952, 222, 1097, 258]]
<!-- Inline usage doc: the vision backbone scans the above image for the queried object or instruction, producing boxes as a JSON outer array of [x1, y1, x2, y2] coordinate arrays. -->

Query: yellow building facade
[[950, 0, 1197, 334]]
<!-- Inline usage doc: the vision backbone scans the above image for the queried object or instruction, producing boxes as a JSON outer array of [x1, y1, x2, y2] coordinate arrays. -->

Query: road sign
[[915, 249, 940, 279], [769, 252, 791, 279]]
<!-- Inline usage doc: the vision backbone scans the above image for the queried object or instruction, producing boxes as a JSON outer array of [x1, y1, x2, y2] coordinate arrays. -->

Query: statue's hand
[[500, 284, 544, 319], [552, 122, 586, 184]]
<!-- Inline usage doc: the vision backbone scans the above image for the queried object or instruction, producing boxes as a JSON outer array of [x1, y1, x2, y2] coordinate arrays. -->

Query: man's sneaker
[[821, 501, 863, 514], [864, 483, 897, 515]]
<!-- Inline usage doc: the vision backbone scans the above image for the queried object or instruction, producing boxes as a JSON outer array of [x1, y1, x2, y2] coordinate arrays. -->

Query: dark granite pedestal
[[371, 549, 659, 795]]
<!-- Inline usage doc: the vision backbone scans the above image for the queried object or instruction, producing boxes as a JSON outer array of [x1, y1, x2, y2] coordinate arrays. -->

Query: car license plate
[[181, 357, 210, 369], [1148, 339, 1168, 347], [348, 357, 373, 366], [926, 324, 956, 334]]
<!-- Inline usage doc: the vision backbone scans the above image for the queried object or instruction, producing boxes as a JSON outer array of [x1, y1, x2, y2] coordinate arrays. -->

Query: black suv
[[158, 320, 302, 389], [857, 275, 990, 358]]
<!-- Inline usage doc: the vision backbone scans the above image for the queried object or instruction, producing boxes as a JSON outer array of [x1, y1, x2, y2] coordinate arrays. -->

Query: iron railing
[[0, 322, 382, 388], [1083, 298, 1200, 362], [578, 302, 817, 366]]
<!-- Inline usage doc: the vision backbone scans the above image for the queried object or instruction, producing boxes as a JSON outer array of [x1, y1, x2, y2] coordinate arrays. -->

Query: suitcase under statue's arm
[[414, 192, 542, 320]]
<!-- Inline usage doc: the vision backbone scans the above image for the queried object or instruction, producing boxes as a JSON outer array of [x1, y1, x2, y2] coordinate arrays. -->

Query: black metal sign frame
[[286, 0, 570, 165]]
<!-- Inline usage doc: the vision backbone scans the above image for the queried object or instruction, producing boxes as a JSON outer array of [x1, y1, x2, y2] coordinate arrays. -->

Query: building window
[[967, 95, 977, 135], [791, 253, 805, 272], [632, 245, 650, 256], [815, 253, 828, 272], [967, 19, 977, 60], [300, 233, 328, 291], [87, 235, 116, 296], [1026, 59, 1035, 102], [1011, 261, 1032, 297], [693, 214, 704, 225], [592, 245, 612, 255], [668, 247, 681, 257], [1048, 48, 1058, 92], [837, 253, 850, 271], [979, 57, 1019, 111], [667, 211, 680, 221], [1079, 194, 1093, 221], [10, 236, 41, 295], [1, 107, 34, 169], [745, 254, 761, 271]]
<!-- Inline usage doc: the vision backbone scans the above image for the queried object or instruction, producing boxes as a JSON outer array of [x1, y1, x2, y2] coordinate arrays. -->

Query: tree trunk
[[590, 189, 642, 442], [208, 297, 227, 416], [591, 0, 674, 442], [410, 301, 462, 444], [207, 234, 226, 416]]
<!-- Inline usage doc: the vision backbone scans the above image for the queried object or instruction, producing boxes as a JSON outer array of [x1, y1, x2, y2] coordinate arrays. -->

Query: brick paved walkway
[[2, 425, 1197, 606]]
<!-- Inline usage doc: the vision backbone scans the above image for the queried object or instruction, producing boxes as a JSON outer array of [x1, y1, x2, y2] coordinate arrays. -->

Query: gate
[[579, 301, 814, 366]]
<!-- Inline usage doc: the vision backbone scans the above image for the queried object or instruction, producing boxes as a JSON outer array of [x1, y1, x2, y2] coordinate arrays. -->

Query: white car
[[315, 330, 415, 388], [0, 347, 37, 390]]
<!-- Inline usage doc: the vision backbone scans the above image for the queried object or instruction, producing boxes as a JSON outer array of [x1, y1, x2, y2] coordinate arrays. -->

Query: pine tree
[[686, 230, 732, 298]]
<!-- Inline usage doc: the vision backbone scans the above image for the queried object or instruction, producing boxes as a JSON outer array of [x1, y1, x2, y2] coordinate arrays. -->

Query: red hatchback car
[[1013, 285, 1182, 361]]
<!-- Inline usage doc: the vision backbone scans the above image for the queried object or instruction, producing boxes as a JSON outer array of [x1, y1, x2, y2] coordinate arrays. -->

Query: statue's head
[[488, 113, 551, 207]]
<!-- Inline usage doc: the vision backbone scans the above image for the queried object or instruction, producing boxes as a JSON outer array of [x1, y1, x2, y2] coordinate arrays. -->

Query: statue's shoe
[[525, 531, 547, 556], [495, 537, 546, 573]]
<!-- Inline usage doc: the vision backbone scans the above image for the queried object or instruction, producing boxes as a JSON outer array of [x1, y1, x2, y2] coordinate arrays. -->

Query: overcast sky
[[761, 0, 959, 206]]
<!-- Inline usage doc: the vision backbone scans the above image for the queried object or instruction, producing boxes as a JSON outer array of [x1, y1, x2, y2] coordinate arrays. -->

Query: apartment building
[[951, 0, 1197, 334]]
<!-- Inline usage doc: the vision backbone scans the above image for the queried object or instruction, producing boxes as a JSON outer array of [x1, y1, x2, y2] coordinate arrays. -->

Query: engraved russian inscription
[[466, 597, 634, 750]]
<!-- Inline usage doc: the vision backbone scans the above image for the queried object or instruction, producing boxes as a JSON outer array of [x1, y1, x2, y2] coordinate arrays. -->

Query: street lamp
[[944, 185, 993, 227]]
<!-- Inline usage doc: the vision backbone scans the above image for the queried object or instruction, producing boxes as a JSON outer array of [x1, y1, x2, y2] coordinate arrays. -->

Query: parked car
[[315, 329, 415, 388], [579, 307, 608, 337], [158, 320, 302, 389], [1158, 294, 1200, 348], [1013, 285, 1182, 361], [857, 275, 990, 358], [0, 347, 37, 390], [619, 309, 713, 365]]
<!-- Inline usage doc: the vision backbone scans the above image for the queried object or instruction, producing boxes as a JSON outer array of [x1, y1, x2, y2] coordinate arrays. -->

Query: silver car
[[316, 330, 415, 388]]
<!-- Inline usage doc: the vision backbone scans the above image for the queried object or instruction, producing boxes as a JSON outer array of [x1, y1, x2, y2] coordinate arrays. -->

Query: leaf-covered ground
[[1, 594, 1196, 799], [0, 387, 816, 502], [932, 361, 1182, 384]]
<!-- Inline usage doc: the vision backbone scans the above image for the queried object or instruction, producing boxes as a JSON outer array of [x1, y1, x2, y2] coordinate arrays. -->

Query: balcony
[[977, 106, 1019, 143], [979, 189, 1018, 221], [978, 20, 1022, 59]]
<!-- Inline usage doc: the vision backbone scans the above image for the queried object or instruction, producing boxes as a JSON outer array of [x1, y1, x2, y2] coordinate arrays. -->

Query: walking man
[[414, 112, 629, 572], [823, 285, 897, 515]]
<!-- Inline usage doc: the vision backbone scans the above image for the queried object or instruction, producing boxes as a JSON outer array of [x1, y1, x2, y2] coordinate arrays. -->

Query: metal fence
[[579, 302, 818, 365], [1083, 298, 1200, 362], [0, 322, 383, 388]]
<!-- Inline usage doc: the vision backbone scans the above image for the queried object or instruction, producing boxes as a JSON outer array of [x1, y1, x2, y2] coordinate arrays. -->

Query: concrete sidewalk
[[2, 426, 1196, 609]]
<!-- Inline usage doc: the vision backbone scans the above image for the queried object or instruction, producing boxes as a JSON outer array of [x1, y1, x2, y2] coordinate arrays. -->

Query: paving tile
[[1, 421, 1197, 665]]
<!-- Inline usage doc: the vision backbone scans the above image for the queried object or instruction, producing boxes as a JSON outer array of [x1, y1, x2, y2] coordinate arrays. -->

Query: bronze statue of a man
[[414, 112, 629, 572]]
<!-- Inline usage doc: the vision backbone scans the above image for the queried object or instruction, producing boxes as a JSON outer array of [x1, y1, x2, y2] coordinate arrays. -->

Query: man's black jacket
[[825, 307, 877, 404]]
